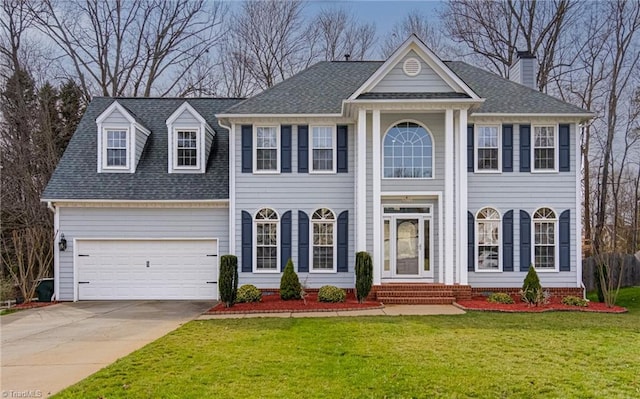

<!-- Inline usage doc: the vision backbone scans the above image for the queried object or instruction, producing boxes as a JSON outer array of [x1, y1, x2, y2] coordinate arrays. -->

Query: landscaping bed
[[456, 295, 627, 313], [207, 291, 383, 314]]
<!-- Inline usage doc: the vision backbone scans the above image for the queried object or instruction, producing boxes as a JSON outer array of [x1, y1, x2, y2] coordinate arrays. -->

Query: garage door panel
[[77, 240, 217, 300]]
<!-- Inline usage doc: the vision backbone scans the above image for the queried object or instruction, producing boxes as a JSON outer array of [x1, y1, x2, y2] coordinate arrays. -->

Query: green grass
[[0, 308, 18, 316], [55, 287, 640, 399]]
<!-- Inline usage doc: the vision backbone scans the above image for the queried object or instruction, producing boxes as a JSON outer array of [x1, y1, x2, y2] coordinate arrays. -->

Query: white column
[[357, 109, 367, 252], [458, 109, 468, 285], [229, 123, 236, 255], [444, 109, 454, 285], [372, 109, 382, 285]]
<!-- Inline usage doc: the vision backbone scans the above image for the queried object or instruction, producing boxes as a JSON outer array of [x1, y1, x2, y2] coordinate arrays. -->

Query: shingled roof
[[42, 97, 242, 201]]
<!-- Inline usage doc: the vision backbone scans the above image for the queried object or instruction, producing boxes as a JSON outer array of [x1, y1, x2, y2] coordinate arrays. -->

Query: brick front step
[[380, 297, 456, 305], [376, 290, 454, 298]]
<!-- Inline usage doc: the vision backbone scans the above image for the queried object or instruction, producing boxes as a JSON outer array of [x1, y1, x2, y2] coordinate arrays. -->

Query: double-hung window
[[533, 126, 556, 171], [255, 126, 278, 172], [311, 126, 335, 172], [105, 129, 128, 168], [476, 126, 500, 171], [175, 130, 199, 168], [476, 207, 500, 271], [533, 208, 557, 270], [255, 208, 279, 271], [311, 208, 336, 272]]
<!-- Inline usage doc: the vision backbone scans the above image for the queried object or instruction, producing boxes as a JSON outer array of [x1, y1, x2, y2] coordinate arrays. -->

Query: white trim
[[454, 113, 460, 283], [576, 123, 583, 287], [95, 101, 136, 125], [222, 121, 236, 256], [309, 125, 337, 174], [253, 125, 281, 174], [381, 119, 435, 180], [100, 127, 131, 172], [166, 102, 211, 127], [471, 113, 593, 118], [309, 208, 338, 273], [43, 199, 228, 208], [531, 124, 559, 173], [474, 124, 502, 173], [475, 207, 502, 272], [73, 237, 219, 302], [531, 207, 560, 272], [444, 109, 454, 285], [217, 113, 344, 119], [372, 109, 382, 285], [356, 109, 367, 251], [253, 207, 280, 273], [458, 109, 469, 285], [166, 102, 212, 174], [52, 203, 60, 301], [171, 128, 202, 171]]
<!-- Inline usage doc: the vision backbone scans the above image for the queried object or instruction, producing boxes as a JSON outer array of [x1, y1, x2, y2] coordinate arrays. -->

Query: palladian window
[[383, 122, 433, 178]]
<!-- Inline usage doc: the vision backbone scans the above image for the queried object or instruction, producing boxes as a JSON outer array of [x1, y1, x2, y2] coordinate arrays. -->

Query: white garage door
[[76, 239, 218, 300]]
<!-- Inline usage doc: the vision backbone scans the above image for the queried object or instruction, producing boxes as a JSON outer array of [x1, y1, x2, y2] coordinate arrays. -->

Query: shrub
[[280, 258, 301, 300], [236, 284, 262, 303], [562, 295, 588, 307], [318, 285, 346, 303], [219, 255, 238, 308], [355, 251, 373, 303], [487, 292, 514, 304], [521, 265, 545, 305]]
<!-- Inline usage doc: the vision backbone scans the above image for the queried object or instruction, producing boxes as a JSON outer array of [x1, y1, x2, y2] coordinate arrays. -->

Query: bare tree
[[30, 0, 226, 98], [381, 10, 450, 57], [442, 0, 575, 92], [312, 7, 376, 61]]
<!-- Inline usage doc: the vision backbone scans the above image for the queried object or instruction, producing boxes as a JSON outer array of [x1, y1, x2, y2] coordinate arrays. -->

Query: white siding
[[58, 207, 229, 301], [135, 127, 148, 167], [370, 50, 453, 93], [101, 109, 129, 125]]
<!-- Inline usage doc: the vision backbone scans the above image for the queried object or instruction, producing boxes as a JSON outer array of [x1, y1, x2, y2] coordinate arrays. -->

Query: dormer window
[[95, 101, 150, 174], [166, 102, 214, 174]]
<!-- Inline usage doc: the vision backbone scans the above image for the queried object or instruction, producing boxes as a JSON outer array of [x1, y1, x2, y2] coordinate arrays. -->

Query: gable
[[369, 50, 454, 93]]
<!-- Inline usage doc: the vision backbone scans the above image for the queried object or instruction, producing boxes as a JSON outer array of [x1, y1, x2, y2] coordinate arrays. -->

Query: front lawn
[[55, 287, 640, 398]]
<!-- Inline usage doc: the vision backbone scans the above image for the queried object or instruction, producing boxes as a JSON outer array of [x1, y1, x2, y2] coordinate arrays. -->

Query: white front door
[[383, 207, 433, 279]]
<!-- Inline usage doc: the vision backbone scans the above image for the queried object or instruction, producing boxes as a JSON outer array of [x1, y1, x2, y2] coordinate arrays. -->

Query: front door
[[383, 207, 433, 279]]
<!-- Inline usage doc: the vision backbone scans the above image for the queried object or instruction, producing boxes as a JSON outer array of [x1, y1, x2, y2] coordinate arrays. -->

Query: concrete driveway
[[1, 301, 211, 397]]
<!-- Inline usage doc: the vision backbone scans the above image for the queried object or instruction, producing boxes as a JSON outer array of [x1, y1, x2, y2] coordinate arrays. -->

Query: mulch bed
[[456, 296, 627, 313], [9, 301, 58, 310], [207, 292, 383, 314]]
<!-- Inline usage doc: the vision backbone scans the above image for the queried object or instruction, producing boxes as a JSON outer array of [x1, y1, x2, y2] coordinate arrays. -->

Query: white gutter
[[47, 201, 59, 301], [217, 119, 236, 256]]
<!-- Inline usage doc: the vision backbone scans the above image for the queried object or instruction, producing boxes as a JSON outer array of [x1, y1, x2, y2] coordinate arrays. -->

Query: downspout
[[47, 201, 58, 301], [218, 118, 235, 264]]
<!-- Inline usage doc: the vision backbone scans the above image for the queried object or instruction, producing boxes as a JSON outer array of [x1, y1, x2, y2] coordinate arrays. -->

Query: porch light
[[59, 233, 67, 252]]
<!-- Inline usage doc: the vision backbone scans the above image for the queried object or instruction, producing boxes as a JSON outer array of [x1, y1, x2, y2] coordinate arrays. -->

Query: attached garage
[[75, 239, 218, 300]]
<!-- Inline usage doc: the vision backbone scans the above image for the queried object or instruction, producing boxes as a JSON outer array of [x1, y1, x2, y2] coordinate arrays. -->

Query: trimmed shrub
[[236, 284, 262, 303], [521, 265, 544, 305], [318, 285, 346, 303], [219, 255, 238, 308], [280, 258, 301, 300], [562, 295, 588, 307], [355, 251, 373, 303], [487, 292, 514, 304]]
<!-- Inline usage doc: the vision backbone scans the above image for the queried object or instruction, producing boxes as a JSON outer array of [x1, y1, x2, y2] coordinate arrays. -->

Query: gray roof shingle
[[42, 98, 242, 201]]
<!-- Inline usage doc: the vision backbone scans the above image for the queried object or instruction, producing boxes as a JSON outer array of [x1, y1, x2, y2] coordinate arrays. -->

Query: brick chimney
[[509, 50, 537, 90]]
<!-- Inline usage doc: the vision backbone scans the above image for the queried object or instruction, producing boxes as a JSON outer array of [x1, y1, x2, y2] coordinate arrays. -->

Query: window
[[105, 129, 128, 168], [255, 208, 278, 271], [311, 208, 336, 272], [311, 126, 335, 172], [175, 130, 199, 167], [476, 207, 500, 271], [383, 122, 433, 178], [533, 207, 557, 270], [533, 126, 556, 171], [476, 126, 500, 171], [255, 126, 278, 172]]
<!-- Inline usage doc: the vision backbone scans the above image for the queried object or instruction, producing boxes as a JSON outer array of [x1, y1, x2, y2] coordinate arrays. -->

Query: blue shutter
[[467, 125, 474, 172], [298, 211, 309, 272], [503, 210, 514, 271], [241, 211, 252, 272], [281, 211, 292, 271], [298, 125, 309, 173], [337, 125, 348, 173], [281, 125, 292, 173], [559, 210, 570, 271], [502, 125, 513, 172], [241, 125, 253, 173], [559, 124, 570, 172], [468, 211, 475, 271], [337, 211, 349, 272], [520, 210, 531, 272], [519, 125, 531, 172]]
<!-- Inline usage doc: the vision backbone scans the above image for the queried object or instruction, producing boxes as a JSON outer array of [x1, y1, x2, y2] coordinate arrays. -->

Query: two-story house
[[43, 36, 591, 302]]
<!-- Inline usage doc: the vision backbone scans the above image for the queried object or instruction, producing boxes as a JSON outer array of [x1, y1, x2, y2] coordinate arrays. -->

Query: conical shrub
[[280, 258, 301, 300]]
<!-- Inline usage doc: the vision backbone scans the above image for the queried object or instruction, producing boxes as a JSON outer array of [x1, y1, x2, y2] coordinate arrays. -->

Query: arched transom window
[[476, 207, 500, 271], [533, 207, 556, 270], [311, 208, 336, 272], [383, 122, 433, 178], [255, 208, 278, 271]]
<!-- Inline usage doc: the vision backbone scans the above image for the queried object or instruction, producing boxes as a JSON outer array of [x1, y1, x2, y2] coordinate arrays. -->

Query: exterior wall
[[101, 108, 129, 125], [134, 127, 148, 166], [370, 50, 453, 93], [57, 206, 229, 301], [467, 122, 578, 287], [234, 123, 356, 289]]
